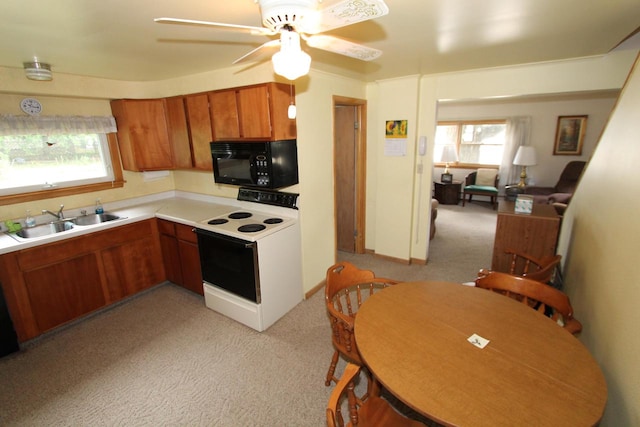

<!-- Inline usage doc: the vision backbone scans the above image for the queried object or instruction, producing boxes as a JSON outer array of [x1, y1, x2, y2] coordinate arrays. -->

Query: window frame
[[0, 133, 124, 206], [434, 119, 506, 169]]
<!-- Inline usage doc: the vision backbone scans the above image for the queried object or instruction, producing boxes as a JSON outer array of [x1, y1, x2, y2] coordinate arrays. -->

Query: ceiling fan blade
[[299, 0, 389, 34], [232, 39, 281, 64], [154, 17, 275, 36], [304, 35, 382, 61]]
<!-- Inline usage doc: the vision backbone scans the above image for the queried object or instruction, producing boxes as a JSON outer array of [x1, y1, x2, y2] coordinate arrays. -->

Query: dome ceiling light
[[23, 60, 53, 81]]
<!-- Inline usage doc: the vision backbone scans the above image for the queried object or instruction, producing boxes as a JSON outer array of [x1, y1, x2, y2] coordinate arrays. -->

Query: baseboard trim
[[305, 280, 325, 299]]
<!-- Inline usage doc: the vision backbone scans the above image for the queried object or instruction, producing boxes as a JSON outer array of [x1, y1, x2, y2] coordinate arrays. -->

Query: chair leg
[[347, 380, 359, 426], [325, 349, 340, 386], [462, 194, 466, 206]]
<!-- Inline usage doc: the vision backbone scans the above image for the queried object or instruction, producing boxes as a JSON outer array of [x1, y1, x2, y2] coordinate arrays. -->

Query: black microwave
[[210, 139, 299, 189]]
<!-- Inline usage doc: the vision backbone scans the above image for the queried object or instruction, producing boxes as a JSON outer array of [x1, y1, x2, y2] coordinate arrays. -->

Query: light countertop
[[0, 192, 242, 255]]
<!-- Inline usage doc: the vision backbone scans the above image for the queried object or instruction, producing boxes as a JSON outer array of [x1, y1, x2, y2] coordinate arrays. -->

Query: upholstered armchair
[[525, 161, 586, 204], [463, 169, 499, 209]]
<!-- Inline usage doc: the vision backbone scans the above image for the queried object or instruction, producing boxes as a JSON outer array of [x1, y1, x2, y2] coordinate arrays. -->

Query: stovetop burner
[[264, 218, 283, 224], [238, 224, 267, 233], [229, 212, 252, 219], [208, 218, 229, 225]]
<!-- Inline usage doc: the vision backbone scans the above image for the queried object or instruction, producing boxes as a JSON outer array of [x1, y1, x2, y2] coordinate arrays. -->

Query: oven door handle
[[194, 228, 256, 248]]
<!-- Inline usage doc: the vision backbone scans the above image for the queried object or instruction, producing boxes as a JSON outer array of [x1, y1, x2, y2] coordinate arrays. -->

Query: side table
[[434, 181, 461, 205]]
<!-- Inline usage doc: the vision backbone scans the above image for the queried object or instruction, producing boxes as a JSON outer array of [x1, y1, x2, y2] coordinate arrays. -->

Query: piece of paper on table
[[468, 333, 490, 349]]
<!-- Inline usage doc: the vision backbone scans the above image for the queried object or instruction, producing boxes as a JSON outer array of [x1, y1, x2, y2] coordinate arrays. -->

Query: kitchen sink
[[72, 213, 121, 226], [9, 213, 124, 240], [15, 220, 75, 239]]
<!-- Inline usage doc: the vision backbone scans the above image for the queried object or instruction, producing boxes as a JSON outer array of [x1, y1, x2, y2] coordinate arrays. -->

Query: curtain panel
[[0, 115, 117, 136], [500, 116, 531, 187]]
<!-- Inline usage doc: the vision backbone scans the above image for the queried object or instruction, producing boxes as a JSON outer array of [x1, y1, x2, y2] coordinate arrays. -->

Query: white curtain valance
[[0, 115, 117, 136]]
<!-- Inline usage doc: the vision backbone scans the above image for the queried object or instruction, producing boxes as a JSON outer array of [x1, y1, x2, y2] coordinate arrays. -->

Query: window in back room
[[434, 120, 507, 167]]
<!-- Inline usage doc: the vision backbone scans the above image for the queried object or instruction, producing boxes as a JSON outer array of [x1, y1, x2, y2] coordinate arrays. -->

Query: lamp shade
[[272, 31, 311, 81], [513, 146, 537, 166], [440, 145, 459, 163]]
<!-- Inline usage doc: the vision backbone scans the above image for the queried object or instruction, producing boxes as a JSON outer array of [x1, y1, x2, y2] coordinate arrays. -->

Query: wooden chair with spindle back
[[324, 261, 398, 387], [475, 271, 582, 334], [478, 249, 562, 284], [326, 362, 427, 427]]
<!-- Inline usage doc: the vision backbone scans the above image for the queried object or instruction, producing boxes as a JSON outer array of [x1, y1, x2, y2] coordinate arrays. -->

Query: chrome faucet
[[42, 204, 65, 220]]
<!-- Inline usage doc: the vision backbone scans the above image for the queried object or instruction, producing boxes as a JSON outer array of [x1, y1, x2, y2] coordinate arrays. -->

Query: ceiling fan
[[155, 0, 389, 80]]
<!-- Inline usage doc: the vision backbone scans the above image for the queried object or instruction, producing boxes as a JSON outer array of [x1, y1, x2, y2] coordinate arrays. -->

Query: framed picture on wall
[[553, 115, 587, 155]]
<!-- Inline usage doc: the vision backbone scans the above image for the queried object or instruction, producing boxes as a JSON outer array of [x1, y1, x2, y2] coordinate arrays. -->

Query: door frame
[[333, 96, 367, 254]]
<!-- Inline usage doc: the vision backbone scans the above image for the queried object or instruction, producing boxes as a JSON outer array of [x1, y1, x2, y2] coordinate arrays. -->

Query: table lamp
[[440, 145, 458, 182], [513, 146, 537, 188]]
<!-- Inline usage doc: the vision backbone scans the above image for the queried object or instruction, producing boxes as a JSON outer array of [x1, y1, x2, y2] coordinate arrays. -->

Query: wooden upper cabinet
[[110, 99, 174, 171], [164, 96, 192, 169], [209, 82, 296, 141], [165, 94, 214, 171], [209, 89, 241, 139], [185, 94, 214, 170]]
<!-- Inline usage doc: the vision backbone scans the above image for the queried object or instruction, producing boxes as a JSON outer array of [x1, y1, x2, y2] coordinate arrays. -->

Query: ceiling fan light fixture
[[23, 60, 53, 81], [272, 30, 311, 81]]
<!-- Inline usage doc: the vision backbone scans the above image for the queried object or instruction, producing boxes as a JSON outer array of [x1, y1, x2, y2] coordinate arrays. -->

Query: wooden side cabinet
[[434, 181, 461, 205], [158, 219, 203, 295], [492, 201, 560, 273]]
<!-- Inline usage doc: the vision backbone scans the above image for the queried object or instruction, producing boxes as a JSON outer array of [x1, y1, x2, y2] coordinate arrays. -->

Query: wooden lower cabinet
[[23, 253, 105, 333], [158, 219, 203, 295], [102, 233, 165, 300], [0, 219, 165, 342]]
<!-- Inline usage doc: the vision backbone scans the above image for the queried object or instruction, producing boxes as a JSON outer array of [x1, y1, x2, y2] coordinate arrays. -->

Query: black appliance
[[195, 229, 260, 303], [210, 139, 298, 189], [1, 283, 19, 357]]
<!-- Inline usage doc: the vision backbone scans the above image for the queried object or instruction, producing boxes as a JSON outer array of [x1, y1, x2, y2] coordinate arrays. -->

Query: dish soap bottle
[[25, 210, 36, 228], [95, 198, 104, 214]]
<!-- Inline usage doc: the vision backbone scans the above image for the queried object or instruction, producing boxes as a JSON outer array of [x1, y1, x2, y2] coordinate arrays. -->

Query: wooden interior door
[[334, 97, 367, 254], [335, 105, 356, 252]]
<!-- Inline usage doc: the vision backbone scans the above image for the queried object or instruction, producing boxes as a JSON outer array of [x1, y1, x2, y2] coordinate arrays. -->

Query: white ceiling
[[0, 0, 638, 83]]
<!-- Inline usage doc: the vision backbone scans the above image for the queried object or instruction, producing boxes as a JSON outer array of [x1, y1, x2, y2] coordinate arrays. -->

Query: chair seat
[[463, 185, 498, 194]]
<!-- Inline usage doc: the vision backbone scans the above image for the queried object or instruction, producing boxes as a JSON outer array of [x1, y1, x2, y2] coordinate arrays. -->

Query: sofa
[[524, 161, 586, 204]]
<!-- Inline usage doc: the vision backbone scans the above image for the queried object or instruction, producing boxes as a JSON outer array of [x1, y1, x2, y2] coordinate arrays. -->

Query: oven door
[[195, 228, 260, 303]]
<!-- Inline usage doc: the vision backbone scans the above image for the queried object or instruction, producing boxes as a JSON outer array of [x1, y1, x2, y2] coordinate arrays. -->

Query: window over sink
[[0, 115, 124, 205]]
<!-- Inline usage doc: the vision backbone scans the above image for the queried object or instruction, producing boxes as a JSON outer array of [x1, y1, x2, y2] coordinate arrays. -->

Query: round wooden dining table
[[354, 281, 607, 427]]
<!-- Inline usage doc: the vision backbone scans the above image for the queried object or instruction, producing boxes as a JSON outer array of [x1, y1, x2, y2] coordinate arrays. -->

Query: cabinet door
[[176, 224, 203, 295], [165, 96, 193, 169], [158, 220, 183, 285], [210, 90, 241, 139], [111, 99, 174, 171], [23, 253, 105, 333], [267, 82, 297, 141], [185, 94, 213, 170], [237, 85, 272, 139], [102, 235, 165, 301]]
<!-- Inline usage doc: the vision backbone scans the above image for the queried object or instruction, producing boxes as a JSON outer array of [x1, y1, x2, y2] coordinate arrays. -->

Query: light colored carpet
[[0, 202, 496, 426], [341, 201, 498, 284]]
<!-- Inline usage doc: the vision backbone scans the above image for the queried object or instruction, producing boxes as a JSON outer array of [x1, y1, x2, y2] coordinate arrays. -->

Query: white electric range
[[195, 187, 302, 331]]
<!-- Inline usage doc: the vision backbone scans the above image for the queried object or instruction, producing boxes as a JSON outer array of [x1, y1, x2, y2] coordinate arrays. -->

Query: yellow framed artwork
[[385, 120, 408, 138]]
